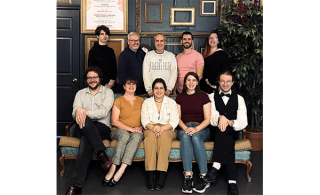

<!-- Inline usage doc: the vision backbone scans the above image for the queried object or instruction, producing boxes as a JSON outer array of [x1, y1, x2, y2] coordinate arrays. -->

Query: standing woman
[[102, 77, 144, 187], [176, 72, 211, 194], [200, 30, 230, 94], [141, 78, 179, 191]]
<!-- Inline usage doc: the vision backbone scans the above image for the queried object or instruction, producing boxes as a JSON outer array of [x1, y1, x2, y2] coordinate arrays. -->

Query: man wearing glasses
[[66, 66, 114, 195], [88, 25, 117, 90], [118, 32, 147, 95]]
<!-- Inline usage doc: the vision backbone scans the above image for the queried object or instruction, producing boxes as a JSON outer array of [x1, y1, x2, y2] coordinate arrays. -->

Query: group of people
[[65, 25, 248, 195]]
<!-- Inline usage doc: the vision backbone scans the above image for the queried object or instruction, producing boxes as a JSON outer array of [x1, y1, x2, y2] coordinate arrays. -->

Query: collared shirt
[[141, 96, 179, 130], [72, 85, 114, 128], [208, 90, 248, 131]]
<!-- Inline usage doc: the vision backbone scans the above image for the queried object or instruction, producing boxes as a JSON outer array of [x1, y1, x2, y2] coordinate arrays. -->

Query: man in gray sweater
[[143, 33, 177, 97]]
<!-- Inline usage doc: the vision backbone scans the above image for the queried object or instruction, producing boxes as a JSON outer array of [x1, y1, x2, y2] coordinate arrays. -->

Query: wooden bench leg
[[246, 158, 252, 182], [59, 155, 66, 177]]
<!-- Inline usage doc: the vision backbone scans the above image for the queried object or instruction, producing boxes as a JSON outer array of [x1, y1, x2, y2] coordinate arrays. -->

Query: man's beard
[[88, 81, 100, 90], [183, 42, 192, 49]]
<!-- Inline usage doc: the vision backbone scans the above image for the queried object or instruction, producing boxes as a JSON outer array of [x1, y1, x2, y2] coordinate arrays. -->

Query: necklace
[[155, 99, 163, 103]]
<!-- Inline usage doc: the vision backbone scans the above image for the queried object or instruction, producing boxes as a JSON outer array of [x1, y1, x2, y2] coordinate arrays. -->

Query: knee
[[131, 132, 144, 142], [118, 131, 130, 142], [178, 131, 190, 142]]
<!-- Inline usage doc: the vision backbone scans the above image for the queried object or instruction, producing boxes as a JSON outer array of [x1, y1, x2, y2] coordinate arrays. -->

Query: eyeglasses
[[219, 80, 233, 85], [87, 76, 99, 80], [208, 37, 218, 40], [126, 82, 136, 85], [129, 40, 139, 43]]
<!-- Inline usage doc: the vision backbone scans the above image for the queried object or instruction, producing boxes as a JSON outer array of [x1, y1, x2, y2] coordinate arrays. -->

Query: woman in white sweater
[[141, 78, 179, 191]]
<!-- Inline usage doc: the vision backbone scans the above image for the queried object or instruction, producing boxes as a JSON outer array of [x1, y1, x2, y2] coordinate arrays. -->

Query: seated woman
[[141, 78, 179, 191], [176, 72, 211, 194], [102, 77, 144, 187]]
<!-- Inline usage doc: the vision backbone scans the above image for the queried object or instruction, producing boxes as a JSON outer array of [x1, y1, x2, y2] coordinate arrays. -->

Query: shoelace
[[197, 175, 206, 186], [184, 176, 192, 186]]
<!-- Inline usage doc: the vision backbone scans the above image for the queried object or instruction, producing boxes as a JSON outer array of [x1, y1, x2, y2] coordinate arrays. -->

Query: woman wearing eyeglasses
[[200, 30, 230, 94], [102, 77, 144, 187]]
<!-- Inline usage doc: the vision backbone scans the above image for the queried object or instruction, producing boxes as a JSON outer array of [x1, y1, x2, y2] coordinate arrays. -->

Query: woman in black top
[[200, 31, 230, 94]]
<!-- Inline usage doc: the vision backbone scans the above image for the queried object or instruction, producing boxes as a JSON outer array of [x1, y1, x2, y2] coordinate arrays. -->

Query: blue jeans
[[177, 122, 210, 174]]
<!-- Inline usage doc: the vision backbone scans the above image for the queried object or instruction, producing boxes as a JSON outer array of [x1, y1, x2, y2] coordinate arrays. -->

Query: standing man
[[118, 32, 147, 95], [66, 66, 114, 195], [205, 70, 248, 195], [88, 25, 117, 90], [143, 33, 177, 97], [175, 31, 204, 94]]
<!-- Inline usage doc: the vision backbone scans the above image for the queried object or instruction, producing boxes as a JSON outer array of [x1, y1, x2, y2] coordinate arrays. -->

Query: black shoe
[[146, 171, 156, 190], [193, 174, 210, 193], [228, 183, 239, 195], [65, 186, 82, 195], [204, 167, 218, 182], [109, 178, 118, 187], [98, 150, 112, 170], [155, 171, 166, 190], [182, 174, 193, 194], [102, 177, 111, 186]]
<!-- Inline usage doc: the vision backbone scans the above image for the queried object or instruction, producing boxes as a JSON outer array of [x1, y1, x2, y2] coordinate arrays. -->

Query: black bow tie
[[220, 93, 231, 97]]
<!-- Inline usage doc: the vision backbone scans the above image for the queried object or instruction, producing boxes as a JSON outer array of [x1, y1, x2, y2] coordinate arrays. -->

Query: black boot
[[204, 167, 218, 182], [155, 171, 166, 190], [146, 171, 155, 190]]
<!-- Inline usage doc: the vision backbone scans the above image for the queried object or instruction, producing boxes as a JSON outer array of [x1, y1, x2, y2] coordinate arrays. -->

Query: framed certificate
[[81, 0, 128, 34]]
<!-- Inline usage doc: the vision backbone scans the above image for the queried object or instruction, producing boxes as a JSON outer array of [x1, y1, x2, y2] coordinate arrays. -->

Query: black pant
[[68, 117, 111, 187], [211, 126, 238, 180]]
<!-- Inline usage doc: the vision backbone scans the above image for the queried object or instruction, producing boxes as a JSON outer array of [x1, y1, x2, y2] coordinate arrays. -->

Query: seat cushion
[[59, 136, 111, 148]]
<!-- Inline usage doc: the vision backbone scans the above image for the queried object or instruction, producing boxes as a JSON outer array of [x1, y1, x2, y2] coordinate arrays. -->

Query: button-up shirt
[[141, 96, 179, 130], [209, 90, 247, 131], [72, 85, 114, 128]]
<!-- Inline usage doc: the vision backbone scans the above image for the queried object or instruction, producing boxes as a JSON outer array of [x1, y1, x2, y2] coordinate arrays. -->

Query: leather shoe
[[155, 171, 166, 190], [98, 151, 112, 170], [146, 171, 155, 190], [102, 177, 111, 186], [228, 183, 239, 195], [65, 186, 82, 195], [109, 178, 118, 187], [204, 167, 218, 182]]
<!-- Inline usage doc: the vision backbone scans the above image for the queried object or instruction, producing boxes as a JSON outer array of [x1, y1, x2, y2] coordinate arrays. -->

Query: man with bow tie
[[205, 70, 248, 195]]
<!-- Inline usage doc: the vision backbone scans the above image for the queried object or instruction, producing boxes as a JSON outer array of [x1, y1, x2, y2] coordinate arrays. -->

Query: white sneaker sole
[[192, 183, 210, 193], [182, 189, 193, 193]]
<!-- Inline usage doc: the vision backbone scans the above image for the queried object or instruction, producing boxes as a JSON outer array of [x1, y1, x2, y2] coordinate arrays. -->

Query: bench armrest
[[65, 121, 76, 137]]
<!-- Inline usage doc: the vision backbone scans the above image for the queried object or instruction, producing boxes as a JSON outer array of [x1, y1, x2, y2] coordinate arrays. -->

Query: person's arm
[[141, 100, 152, 129], [166, 54, 178, 93], [88, 50, 95, 67], [177, 104, 188, 131], [194, 102, 211, 132], [167, 100, 179, 130], [87, 90, 114, 119], [196, 54, 204, 80], [209, 94, 220, 126], [142, 54, 153, 95], [196, 66, 204, 81], [107, 49, 117, 88], [111, 105, 135, 132], [231, 95, 248, 131], [117, 53, 127, 86]]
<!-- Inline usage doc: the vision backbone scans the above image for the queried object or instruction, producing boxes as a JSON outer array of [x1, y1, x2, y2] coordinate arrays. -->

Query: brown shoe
[[98, 151, 111, 170], [65, 186, 82, 195]]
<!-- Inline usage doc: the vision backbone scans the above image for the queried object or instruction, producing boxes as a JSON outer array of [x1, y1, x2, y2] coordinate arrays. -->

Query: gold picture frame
[[234, 0, 263, 6], [200, 0, 218, 17], [81, 0, 128, 34], [57, 0, 71, 5], [84, 35, 127, 71], [170, 7, 195, 26], [145, 2, 163, 23]]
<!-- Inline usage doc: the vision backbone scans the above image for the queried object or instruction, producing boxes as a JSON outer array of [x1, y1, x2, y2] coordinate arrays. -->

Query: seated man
[[66, 66, 114, 195], [205, 70, 248, 195]]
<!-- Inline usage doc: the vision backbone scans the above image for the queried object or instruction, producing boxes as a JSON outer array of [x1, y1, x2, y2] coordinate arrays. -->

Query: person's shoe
[[98, 151, 112, 170], [109, 178, 118, 187], [193, 174, 210, 193], [155, 171, 166, 190], [65, 186, 82, 195], [102, 177, 111, 186], [204, 167, 218, 182], [228, 183, 239, 195], [146, 171, 156, 190], [182, 174, 193, 193]]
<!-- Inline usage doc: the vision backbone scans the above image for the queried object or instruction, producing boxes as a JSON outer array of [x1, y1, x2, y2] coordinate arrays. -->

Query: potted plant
[[216, 0, 263, 151]]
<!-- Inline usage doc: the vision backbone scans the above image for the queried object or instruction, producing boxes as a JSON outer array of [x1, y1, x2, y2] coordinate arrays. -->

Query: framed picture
[[170, 7, 195, 26], [234, 0, 263, 6], [145, 2, 162, 23], [81, 0, 128, 34], [200, 47, 205, 54], [200, 0, 218, 17], [165, 42, 194, 56], [57, 0, 71, 5], [84, 35, 127, 71]]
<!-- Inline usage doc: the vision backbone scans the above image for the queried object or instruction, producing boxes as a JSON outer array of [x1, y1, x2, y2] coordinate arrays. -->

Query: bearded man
[[174, 31, 204, 95], [66, 66, 114, 195]]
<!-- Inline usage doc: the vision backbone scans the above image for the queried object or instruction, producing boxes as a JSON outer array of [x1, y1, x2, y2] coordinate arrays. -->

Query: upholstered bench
[[58, 94, 252, 182]]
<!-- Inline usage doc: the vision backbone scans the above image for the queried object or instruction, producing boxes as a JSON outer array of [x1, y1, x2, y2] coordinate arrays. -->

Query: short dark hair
[[152, 78, 167, 92], [217, 70, 235, 83], [182, 72, 200, 93], [122, 77, 138, 94], [95, 25, 110, 36], [84, 66, 103, 83], [181, 31, 193, 40]]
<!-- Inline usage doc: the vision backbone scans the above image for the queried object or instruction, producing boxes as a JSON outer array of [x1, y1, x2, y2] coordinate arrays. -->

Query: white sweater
[[143, 50, 178, 93]]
